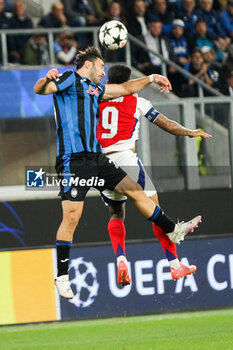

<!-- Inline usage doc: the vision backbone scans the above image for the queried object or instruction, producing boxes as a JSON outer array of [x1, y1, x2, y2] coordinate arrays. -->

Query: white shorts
[[101, 150, 157, 205]]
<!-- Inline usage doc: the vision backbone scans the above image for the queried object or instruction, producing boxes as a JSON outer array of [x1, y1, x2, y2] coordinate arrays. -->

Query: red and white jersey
[[97, 94, 159, 153]]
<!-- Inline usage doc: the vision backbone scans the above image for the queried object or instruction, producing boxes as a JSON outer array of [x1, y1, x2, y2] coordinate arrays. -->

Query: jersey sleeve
[[137, 97, 160, 123], [53, 70, 74, 92]]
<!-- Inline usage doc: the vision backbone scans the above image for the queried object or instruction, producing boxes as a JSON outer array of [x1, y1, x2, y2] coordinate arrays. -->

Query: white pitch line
[[1, 309, 233, 333]]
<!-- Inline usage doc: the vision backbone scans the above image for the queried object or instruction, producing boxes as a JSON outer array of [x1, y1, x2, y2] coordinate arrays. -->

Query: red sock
[[108, 219, 126, 257], [152, 224, 178, 261]]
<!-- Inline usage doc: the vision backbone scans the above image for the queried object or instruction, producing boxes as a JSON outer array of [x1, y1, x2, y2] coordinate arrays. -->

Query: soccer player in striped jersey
[[97, 64, 212, 286], [34, 46, 205, 299]]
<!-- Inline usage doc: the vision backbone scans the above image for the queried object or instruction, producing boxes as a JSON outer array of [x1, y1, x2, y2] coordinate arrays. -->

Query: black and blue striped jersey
[[53, 70, 105, 157]]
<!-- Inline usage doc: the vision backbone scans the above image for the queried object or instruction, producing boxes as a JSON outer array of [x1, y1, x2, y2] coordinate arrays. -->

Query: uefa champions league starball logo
[[68, 257, 99, 308]]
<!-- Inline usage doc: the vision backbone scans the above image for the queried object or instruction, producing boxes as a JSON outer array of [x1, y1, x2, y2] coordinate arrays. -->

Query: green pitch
[[0, 309, 233, 350]]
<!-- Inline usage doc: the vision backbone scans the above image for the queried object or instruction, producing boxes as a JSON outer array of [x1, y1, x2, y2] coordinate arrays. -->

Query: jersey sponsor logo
[[86, 85, 100, 97]]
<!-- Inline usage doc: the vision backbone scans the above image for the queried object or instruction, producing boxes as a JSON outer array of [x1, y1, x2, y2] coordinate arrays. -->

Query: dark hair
[[75, 46, 103, 69], [191, 47, 203, 56], [195, 18, 206, 27], [148, 17, 162, 25], [108, 64, 131, 84]]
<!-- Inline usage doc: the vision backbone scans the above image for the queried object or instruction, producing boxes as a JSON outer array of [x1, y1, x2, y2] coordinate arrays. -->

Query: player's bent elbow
[[33, 86, 52, 95], [33, 85, 43, 95]]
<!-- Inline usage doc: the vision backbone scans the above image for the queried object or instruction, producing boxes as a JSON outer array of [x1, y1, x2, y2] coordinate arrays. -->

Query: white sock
[[169, 259, 180, 269], [117, 255, 128, 267]]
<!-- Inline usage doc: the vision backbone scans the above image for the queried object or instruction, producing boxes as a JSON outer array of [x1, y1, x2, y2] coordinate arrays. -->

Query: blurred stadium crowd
[[1, 0, 233, 97]]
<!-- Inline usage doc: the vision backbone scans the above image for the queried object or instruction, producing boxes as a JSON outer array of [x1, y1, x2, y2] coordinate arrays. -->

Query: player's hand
[[153, 74, 172, 93], [46, 69, 59, 81], [189, 129, 212, 139]]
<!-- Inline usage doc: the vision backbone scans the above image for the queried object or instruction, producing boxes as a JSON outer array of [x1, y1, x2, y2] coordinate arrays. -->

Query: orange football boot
[[171, 263, 197, 280], [117, 260, 131, 286]]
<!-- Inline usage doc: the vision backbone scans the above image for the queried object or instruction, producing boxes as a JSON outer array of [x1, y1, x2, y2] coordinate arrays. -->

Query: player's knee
[[64, 209, 80, 228], [149, 193, 159, 205]]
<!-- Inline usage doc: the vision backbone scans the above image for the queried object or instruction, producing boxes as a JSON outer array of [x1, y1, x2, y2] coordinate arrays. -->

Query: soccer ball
[[99, 20, 128, 51]]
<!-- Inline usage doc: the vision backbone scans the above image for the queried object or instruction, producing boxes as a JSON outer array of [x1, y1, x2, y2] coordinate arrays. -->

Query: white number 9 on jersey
[[101, 106, 119, 139]]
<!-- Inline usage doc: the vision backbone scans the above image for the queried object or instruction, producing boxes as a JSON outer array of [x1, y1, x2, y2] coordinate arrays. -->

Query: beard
[[89, 65, 100, 85]]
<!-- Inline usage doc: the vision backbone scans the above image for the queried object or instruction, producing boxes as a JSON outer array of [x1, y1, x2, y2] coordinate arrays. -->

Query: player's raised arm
[[154, 114, 212, 139], [137, 96, 212, 139], [102, 74, 172, 100], [33, 69, 59, 95]]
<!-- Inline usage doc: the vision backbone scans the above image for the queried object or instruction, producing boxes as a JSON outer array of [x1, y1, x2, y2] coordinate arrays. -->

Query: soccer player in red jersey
[[97, 64, 212, 285]]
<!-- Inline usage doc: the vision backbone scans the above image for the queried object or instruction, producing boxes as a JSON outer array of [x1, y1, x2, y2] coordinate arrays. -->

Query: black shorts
[[55, 152, 127, 201]]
